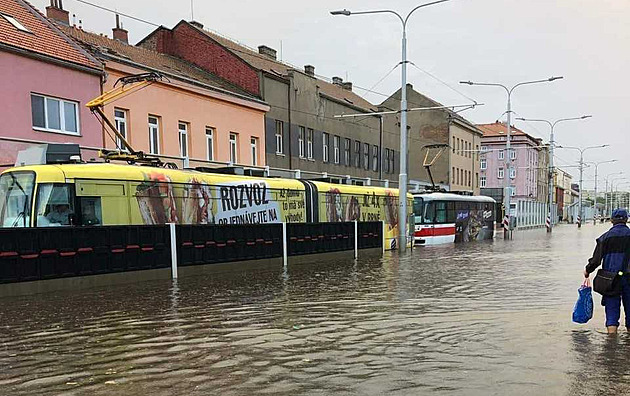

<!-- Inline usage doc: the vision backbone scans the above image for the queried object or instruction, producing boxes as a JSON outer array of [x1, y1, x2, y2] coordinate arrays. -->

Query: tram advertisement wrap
[[455, 208, 495, 242], [320, 187, 400, 249], [134, 172, 305, 225]]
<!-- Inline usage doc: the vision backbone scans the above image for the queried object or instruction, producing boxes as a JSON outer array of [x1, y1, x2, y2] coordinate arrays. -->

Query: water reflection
[[0, 224, 627, 395]]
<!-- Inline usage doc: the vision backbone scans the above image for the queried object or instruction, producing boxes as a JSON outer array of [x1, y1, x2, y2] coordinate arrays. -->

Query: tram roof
[[413, 192, 496, 203]]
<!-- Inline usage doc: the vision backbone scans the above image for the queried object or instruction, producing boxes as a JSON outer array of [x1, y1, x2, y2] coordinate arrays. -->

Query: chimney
[[46, 0, 69, 25], [112, 14, 128, 44], [304, 65, 315, 76], [258, 45, 277, 60], [332, 76, 343, 86], [342, 82, 353, 91], [189, 20, 204, 29]]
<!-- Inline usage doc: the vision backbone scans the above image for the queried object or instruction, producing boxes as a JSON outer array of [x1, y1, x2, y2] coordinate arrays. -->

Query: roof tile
[[0, 0, 100, 70]]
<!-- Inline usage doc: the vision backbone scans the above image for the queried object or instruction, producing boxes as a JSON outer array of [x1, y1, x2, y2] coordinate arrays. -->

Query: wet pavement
[[0, 223, 628, 395]]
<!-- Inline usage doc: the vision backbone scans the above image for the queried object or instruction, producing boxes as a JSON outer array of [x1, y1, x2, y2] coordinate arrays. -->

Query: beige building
[[449, 120, 483, 195], [380, 85, 482, 193]]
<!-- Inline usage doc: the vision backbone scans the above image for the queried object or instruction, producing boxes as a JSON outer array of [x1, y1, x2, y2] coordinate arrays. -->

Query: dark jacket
[[586, 223, 630, 275]]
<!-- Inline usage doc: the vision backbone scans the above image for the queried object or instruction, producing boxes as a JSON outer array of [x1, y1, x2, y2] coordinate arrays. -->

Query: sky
[[31, 0, 630, 190]]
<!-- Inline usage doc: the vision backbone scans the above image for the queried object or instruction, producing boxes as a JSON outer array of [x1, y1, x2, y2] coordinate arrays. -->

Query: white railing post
[[354, 220, 358, 259], [382, 220, 386, 254], [169, 222, 178, 279], [282, 222, 288, 267]]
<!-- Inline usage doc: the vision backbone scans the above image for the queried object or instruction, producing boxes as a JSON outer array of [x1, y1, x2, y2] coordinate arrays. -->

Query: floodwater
[[0, 224, 627, 395]]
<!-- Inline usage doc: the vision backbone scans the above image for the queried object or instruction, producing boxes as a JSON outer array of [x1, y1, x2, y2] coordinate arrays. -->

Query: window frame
[[480, 158, 487, 170], [372, 145, 378, 172], [148, 116, 160, 155], [498, 167, 504, 179], [178, 121, 189, 158], [298, 126, 305, 158], [31, 93, 80, 136], [363, 143, 369, 170], [323, 132, 329, 163], [498, 149, 505, 160], [480, 175, 486, 188], [307, 128, 314, 159], [229, 132, 238, 164], [206, 127, 214, 161], [250, 137, 258, 166], [333, 135, 340, 164], [1, 13, 30, 33], [275, 120, 284, 155], [354, 141, 361, 168], [113, 108, 128, 151], [344, 138, 351, 166]]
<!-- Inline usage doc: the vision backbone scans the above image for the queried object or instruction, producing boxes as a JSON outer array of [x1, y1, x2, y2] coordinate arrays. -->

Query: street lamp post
[[331, 0, 453, 251], [557, 145, 609, 227], [515, 115, 591, 232], [604, 172, 623, 218], [460, 77, 563, 238], [585, 160, 617, 224]]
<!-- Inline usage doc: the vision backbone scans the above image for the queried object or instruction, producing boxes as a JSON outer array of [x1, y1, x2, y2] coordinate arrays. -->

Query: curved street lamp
[[584, 159, 617, 223], [557, 144, 610, 227], [515, 115, 591, 232], [331, 0, 453, 251], [458, 77, 563, 238]]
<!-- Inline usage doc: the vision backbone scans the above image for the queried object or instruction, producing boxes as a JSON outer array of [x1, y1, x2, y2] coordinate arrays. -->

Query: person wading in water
[[584, 209, 630, 334]]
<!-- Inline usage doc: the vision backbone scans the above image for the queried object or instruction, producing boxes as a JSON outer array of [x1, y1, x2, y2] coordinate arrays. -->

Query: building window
[[178, 122, 188, 158], [452, 136, 456, 153], [31, 94, 79, 135], [452, 166, 455, 184], [333, 135, 340, 164], [275, 120, 284, 154], [468, 170, 472, 187], [498, 167, 504, 179], [389, 151, 395, 174], [307, 128, 314, 159], [481, 145, 488, 153], [480, 176, 486, 188], [114, 108, 127, 151], [475, 172, 479, 188], [480, 159, 487, 170], [475, 145, 480, 160], [229, 132, 238, 164], [1, 13, 30, 32], [363, 143, 369, 170], [323, 132, 329, 163], [251, 137, 258, 166], [148, 116, 160, 154], [372, 145, 378, 172], [509, 167, 516, 179], [344, 138, 351, 166], [510, 149, 516, 160], [298, 126, 305, 158], [206, 127, 214, 161], [511, 186, 517, 197], [457, 138, 460, 155], [385, 149, 390, 173], [498, 149, 504, 160], [354, 141, 361, 168]]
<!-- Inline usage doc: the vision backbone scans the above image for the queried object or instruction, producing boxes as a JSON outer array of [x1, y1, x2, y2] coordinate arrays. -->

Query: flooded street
[[0, 224, 628, 395]]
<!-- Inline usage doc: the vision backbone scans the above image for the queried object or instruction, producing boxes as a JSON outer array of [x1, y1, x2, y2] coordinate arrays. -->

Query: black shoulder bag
[[593, 247, 630, 297]]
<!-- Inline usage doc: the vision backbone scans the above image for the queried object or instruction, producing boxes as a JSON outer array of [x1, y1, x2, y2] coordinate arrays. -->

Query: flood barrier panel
[[0, 222, 383, 284]]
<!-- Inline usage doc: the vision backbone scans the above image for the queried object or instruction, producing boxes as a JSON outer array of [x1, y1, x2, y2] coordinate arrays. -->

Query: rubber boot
[[607, 326, 618, 334]]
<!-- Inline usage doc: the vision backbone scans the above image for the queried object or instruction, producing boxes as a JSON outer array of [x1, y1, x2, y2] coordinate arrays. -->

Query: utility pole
[[331, 0, 454, 251]]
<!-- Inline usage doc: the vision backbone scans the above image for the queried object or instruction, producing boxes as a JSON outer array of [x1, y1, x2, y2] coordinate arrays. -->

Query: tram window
[[446, 201, 456, 223], [80, 197, 102, 226], [435, 201, 447, 223], [36, 183, 75, 226], [424, 202, 435, 224], [413, 198, 424, 223]]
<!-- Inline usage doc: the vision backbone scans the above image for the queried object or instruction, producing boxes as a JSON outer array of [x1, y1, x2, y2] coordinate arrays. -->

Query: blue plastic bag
[[572, 279, 593, 324]]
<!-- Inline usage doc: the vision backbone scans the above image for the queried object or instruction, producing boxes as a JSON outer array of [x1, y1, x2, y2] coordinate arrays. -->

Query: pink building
[[49, 6, 269, 168], [0, 0, 102, 167], [478, 122, 545, 201]]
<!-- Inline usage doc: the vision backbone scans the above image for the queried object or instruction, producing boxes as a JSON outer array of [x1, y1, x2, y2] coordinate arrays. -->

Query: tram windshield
[[413, 197, 424, 224], [0, 172, 35, 228]]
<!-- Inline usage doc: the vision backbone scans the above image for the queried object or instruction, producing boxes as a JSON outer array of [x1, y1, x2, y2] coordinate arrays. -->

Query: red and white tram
[[413, 193, 496, 245]]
